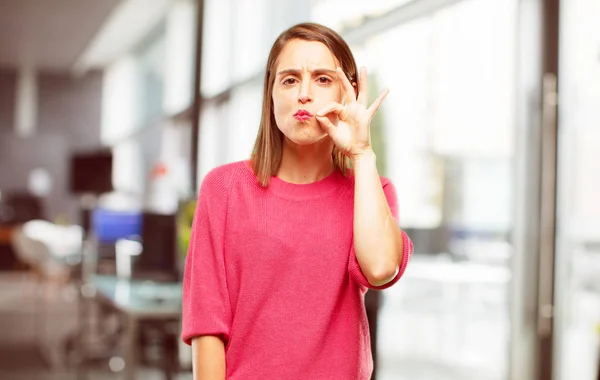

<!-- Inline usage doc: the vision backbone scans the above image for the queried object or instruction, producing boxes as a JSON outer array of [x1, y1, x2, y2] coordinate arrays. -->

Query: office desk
[[89, 275, 182, 380]]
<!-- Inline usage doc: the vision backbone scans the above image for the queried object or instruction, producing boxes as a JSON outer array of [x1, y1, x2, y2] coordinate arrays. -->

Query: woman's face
[[272, 39, 346, 146]]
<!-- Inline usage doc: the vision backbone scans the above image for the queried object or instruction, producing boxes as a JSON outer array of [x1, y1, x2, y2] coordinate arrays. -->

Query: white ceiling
[[0, 0, 121, 70]]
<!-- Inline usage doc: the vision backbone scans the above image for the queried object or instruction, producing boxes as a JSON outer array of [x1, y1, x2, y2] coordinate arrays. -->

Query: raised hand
[[315, 66, 389, 160]]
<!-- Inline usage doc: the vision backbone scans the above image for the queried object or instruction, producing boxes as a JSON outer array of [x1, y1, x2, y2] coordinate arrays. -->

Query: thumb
[[316, 115, 337, 137]]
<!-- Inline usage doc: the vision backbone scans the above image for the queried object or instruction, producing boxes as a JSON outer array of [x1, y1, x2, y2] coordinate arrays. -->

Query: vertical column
[[15, 66, 38, 138]]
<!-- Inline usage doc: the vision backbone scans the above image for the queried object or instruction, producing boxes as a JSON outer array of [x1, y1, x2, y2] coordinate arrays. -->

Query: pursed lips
[[294, 109, 313, 121]]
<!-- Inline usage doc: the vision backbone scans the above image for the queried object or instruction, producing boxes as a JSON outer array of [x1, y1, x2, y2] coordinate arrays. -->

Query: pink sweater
[[182, 161, 413, 380]]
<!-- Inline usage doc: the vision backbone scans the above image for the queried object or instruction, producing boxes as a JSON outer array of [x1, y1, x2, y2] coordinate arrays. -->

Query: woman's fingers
[[357, 67, 369, 107], [368, 88, 389, 118], [317, 102, 346, 119], [318, 84, 387, 126], [336, 67, 356, 102], [316, 115, 337, 137]]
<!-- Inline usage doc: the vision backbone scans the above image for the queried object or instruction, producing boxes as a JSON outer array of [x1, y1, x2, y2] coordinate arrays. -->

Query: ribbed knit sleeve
[[181, 166, 233, 346], [348, 179, 414, 290]]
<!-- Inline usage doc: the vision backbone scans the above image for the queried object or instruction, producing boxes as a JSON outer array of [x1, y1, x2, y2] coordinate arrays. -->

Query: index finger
[[357, 66, 368, 107], [336, 67, 356, 103]]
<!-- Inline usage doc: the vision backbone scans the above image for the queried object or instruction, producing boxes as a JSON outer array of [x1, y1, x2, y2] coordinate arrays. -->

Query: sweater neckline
[[241, 160, 346, 200]]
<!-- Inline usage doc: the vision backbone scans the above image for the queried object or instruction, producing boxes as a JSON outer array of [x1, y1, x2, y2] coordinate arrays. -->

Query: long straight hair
[[250, 23, 359, 187]]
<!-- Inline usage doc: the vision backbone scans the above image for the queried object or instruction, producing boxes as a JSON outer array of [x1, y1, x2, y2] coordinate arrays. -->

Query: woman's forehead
[[276, 39, 340, 71]]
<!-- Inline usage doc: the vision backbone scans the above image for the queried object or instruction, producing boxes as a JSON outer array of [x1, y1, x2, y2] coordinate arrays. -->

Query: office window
[[200, 0, 233, 97], [429, 0, 514, 158], [354, 17, 443, 228], [311, 0, 416, 30], [101, 55, 143, 145], [137, 26, 167, 126], [226, 82, 263, 163], [555, 0, 600, 377], [231, 0, 268, 82], [352, 0, 516, 378], [112, 139, 144, 195], [197, 0, 281, 184], [197, 100, 230, 187], [354, 0, 515, 231], [163, 0, 198, 115]]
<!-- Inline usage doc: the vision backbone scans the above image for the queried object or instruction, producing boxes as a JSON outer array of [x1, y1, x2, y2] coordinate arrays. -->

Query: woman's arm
[[352, 150, 403, 287], [314, 67, 403, 286], [192, 336, 226, 380]]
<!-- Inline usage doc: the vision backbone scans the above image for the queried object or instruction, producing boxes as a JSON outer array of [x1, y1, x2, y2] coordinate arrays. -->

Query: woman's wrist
[[350, 148, 376, 164]]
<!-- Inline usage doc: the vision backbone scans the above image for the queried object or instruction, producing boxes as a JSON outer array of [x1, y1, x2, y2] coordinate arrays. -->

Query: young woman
[[182, 22, 413, 380]]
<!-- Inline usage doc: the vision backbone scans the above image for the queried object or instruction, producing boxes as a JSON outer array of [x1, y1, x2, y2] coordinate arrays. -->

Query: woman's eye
[[283, 78, 297, 85], [317, 76, 331, 84]]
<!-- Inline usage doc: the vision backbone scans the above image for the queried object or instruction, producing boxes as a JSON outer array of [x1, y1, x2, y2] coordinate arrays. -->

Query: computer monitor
[[3, 192, 45, 223], [69, 151, 113, 195], [133, 212, 179, 281]]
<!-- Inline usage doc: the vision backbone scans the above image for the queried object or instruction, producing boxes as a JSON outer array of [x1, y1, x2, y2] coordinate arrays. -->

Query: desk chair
[[11, 220, 83, 279], [3, 192, 45, 224]]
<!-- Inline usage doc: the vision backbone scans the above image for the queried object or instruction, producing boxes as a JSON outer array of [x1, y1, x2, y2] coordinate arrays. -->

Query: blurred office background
[[0, 0, 598, 379]]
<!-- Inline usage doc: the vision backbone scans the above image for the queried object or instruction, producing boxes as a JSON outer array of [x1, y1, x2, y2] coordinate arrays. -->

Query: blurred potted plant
[[177, 199, 197, 259]]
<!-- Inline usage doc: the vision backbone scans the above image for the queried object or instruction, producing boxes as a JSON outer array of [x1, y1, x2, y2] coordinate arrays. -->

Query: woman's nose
[[298, 94, 311, 103], [298, 82, 312, 103]]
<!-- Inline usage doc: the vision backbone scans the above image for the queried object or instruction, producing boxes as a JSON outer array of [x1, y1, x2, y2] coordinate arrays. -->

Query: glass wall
[[340, 1, 517, 378], [555, 0, 600, 378]]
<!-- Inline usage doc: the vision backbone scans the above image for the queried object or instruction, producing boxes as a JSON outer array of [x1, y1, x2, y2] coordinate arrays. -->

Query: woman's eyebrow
[[276, 68, 337, 77]]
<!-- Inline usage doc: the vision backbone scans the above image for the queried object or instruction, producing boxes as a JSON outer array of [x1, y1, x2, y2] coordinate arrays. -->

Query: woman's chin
[[279, 124, 327, 146], [286, 132, 328, 146]]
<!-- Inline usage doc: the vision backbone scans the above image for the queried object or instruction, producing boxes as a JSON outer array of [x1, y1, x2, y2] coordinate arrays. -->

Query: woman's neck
[[277, 138, 335, 184]]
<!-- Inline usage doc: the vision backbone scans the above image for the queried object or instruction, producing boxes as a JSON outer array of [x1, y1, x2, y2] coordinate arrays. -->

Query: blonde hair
[[250, 23, 359, 186]]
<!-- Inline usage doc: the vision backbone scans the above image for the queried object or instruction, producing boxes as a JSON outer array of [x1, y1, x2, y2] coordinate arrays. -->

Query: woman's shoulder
[[200, 160, 255, 192], [204, 160, 250, 177]]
